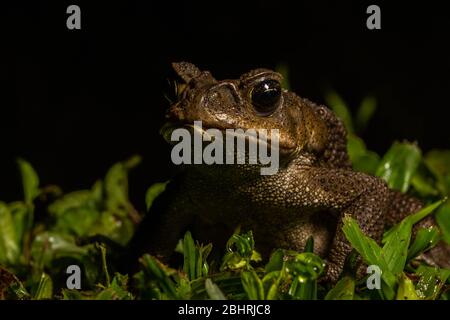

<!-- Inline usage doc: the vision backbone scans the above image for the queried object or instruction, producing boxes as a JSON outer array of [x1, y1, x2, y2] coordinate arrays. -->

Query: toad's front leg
[[293, 167, 390, 282]]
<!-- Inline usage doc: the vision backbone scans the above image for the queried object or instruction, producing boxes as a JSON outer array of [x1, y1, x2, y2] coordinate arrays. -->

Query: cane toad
[[129, 62, 448, 281]]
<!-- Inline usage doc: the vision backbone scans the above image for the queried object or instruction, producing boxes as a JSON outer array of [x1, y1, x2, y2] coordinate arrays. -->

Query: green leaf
[[8, 201, 31, 251], [62, 289, 92, 300], [342, 215, 385, 268], [342, 215, 396, 289], [87, 212, 134, 246], [436, 203, 450, 245], [48, 184, 103, 238], [191, 272, 242, 300], [55, 207, 100, 237], [384, 199, 444, 244], [304, 236, 314, 253], [355, 96, 376, 132], [375, 142, 422, 192], [411, 163, 440, 197], [286, 253, 325, 281], [177, 231, 212, 280], [284, 253, 324, 300], [227, 231, 255, 257], [407, 226, 440, 260], [0, 202, 20, 265], [325, 91, 354, 133], [48, 189, 100, 217], [221, 230, 260, 271], [415, 266, 450, 300], [145, 182, 168, 211], [382, 221, 413, 276], [205, 278, 226, 300], [265, 249, 284, 273], [198, 243, 212, 277], [424, 149, 450, 195], [396, 273, 419, 300], [382, 199, 443, 276], [262, 271, 282, 300], [139, 254, 179, 299], [95, 274, 133, 300], [415, 266, 439, 299], [34, 273, 53, 300], [325, 276, 355, 300], [17, 158, 40, 204], [98, 243, 111, 286], [241, 270, 264, 300], [347, 135, 380, 174], [104, 156, 140, 215], [31, 232, 92, 270], [288, 277, 317, 300], [183, 231, 197, 281]]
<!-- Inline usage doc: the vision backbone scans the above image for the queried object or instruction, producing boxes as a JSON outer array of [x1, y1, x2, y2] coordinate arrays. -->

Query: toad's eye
[[250, 79, 282, 116]]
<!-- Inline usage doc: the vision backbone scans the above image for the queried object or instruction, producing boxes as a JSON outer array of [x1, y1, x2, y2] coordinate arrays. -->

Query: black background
[[2, 1, 450, 210]]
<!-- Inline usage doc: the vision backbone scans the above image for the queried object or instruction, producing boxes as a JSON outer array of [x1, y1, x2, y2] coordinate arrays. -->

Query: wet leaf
[[396, 273, 419, 300], [17, 158, 40, 204], [34, 273, 53, 300], [411, 163, 440, 197], [145, 182, 168, 211], [325, 276, 355, 300], [436, 203, 450, 245], [383, 199, 443, 276], [265, 249, 284, 273], [304, 236, 314, 253], [0, 202, 20, 265], [205, 278, 226, 300], [286, 253, 325, 281], [31, 231, 92, 269], [104, 156, 140, 215], [139, 254, 179, 299], [8, 201, 30, 251], [93, 212, 134, 246], [424, 149, 450, 195], [342, 215, 396, 289], [407, 226, 440, 260], [221, 231, 260, 271], [262, 271, 282, 300], [288, 277, 317, 300], [415, 266, 450, 300], [95, 274, 133, 300], [183, 231, 197, 281], [376, 142, 421, 192], [347, 135, 380, 174], [241, 270, 264, 300]]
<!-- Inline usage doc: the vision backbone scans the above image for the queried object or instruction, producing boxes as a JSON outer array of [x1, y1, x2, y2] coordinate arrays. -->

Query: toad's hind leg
[[325, 175, 389, 282], [385, 190, 428, 228], [290, 167, 390, 283]]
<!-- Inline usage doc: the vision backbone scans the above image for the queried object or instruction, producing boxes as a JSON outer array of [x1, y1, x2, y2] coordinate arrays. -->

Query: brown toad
[[129, 62, 449, 281]]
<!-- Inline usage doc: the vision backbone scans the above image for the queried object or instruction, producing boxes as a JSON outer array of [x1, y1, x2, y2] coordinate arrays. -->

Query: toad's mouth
[[160, 121, 295, 154]]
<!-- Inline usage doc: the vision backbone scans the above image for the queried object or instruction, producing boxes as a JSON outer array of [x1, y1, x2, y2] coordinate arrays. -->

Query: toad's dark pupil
[[251, 79, 281, 115]]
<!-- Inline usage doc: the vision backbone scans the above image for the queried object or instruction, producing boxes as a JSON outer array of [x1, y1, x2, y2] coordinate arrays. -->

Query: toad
[[129, 62, 449, 281]]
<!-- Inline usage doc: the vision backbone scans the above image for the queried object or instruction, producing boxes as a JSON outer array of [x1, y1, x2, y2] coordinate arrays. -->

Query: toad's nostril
[[207, 82, 242, 105]]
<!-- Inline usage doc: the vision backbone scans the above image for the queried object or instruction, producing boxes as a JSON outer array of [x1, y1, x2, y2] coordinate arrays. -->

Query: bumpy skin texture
[[128, 62, 449, 281]]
